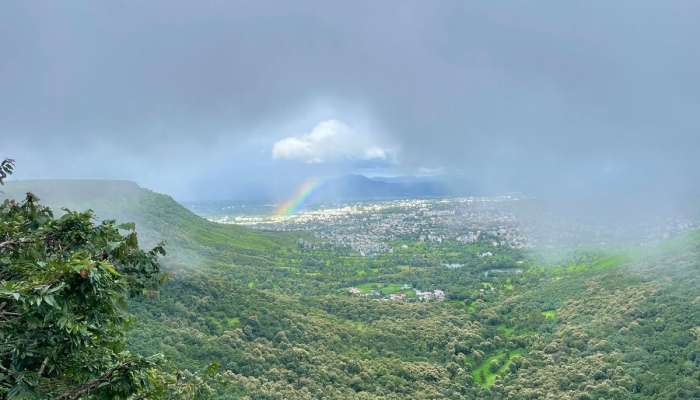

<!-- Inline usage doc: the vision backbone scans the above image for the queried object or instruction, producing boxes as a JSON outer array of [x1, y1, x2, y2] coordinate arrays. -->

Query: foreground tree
[[0, 165, 172, 398], [0, 160, 13, 186]]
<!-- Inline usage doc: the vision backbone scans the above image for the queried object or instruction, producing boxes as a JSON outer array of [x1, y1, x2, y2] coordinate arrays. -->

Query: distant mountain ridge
[[305, 174, 451, 204]]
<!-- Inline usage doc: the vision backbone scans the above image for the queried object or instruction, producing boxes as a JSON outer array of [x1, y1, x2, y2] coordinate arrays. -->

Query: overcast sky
[[2, 1, 699, 204]]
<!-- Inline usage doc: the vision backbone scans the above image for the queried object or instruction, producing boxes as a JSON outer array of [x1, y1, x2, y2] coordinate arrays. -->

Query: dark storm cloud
[[1, 1, 699, 203]]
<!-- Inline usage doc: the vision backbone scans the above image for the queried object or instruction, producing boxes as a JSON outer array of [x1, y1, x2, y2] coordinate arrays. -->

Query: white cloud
[[272, 119, 393, 164]]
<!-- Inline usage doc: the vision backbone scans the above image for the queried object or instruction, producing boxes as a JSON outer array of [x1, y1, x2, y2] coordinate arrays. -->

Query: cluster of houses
[[234, 197, 531, 256], [415, 289, 445, 301], [348, 287, 445, 302]]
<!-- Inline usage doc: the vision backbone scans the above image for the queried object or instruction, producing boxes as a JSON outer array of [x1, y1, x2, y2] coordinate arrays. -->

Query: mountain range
[[292, 174, 453, 205]]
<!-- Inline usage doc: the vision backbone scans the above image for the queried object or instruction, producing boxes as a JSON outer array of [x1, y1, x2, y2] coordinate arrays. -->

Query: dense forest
[[2, 180, 699, 399]]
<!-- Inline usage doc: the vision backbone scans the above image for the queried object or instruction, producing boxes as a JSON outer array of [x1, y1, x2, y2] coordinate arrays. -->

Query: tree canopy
[[0, 191, 171, 399]]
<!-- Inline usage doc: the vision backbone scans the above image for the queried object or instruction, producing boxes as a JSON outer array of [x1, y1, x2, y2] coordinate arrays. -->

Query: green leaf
[[44, 295, 58, 308], [100, 261, 120, 276]]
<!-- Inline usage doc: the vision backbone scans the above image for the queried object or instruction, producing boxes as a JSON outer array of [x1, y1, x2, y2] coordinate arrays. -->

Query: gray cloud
[[2, 1, 699, 207]]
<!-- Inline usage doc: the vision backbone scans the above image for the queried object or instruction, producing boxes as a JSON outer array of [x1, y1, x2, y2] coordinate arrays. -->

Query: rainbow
[[274, 177, 323, 216]]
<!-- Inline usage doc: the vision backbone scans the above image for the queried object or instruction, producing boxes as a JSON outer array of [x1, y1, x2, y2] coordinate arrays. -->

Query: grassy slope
[[2, 180, 300, 268]]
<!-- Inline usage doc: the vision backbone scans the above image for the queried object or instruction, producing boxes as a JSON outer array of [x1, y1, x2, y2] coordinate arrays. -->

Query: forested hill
[[3, 180, 699, 399], [1, 180, 299, 268]]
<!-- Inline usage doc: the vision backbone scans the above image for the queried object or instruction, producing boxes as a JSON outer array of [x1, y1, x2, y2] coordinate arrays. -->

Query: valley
[[3, 181, 699, 399], [5, 3, 700, 398]]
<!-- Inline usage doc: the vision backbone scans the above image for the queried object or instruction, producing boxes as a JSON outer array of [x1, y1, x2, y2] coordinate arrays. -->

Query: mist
[[2, 1, 699, 223]]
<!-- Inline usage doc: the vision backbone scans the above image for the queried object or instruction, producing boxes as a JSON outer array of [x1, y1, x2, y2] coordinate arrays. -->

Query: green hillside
[[131, 223, 700, 399], [4, 180, 699, 399], [2, 180, 300, 268]]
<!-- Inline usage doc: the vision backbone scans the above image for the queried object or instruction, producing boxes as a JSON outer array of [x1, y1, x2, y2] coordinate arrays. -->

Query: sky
[[2, 1, 699, 207]]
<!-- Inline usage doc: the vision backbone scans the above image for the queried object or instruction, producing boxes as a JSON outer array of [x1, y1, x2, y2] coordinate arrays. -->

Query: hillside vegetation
[[2, 180, 300, 268], [4, 180, 699, 399]]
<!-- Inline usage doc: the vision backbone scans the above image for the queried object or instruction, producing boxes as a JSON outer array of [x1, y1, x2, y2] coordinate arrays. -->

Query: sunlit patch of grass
[[473, 349, 523, 388], [380, 283, 403, 295], [357, 283, 380, 293], [544, 253, 628, 277], [590, 254, 626, 270]]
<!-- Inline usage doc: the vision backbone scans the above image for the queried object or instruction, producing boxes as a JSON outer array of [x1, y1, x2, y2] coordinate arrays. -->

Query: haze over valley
[[2, 2, 700, 399]]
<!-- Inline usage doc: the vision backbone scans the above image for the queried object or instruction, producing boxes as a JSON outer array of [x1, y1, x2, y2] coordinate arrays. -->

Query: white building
[[416, 291, 434, 301], [433, 289, 445, 301]]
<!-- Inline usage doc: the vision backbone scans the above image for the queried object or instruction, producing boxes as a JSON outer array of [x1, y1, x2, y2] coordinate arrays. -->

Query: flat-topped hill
[[1, 180, 299, 267]]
